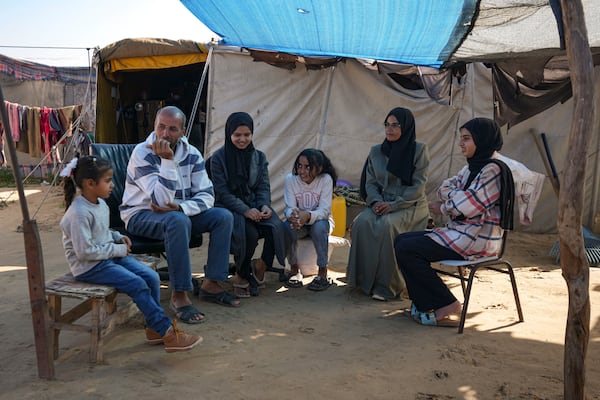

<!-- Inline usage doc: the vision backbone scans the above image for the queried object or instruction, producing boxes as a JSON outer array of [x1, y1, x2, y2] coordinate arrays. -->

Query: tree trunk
[[558, 0, 593, 398]]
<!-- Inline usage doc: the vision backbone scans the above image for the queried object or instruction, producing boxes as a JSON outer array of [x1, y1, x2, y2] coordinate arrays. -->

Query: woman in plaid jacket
[[394, 118, 514, 328]]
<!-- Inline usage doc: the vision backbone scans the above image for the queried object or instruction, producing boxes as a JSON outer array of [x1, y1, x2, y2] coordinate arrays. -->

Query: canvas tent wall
[[203, 47, 600, 234], [94, 38, 209, 148]]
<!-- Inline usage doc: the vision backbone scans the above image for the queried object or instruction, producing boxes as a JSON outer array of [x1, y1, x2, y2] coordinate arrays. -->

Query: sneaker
[[145, 327, 164, 345], [162, 321, 203, 353]]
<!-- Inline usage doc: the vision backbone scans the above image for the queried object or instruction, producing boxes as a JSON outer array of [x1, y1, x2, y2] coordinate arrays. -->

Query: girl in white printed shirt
[[283, 149, 337, 291]]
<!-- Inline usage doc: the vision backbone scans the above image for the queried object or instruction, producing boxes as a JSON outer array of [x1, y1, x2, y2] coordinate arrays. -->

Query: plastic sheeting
[[181, 0, 600, 68], [181, 0, 475, 68]]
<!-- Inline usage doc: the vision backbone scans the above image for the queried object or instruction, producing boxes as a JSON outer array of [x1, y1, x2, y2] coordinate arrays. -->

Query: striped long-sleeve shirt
[[120, 132, 214, 227], [426, 162, 503, 259]]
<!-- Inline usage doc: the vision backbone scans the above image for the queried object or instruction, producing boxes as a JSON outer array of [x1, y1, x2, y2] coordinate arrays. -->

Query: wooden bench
[[45, 255, 160, 363]]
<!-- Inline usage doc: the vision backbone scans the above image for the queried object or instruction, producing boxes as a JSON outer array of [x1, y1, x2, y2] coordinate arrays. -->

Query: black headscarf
[[461, 117, 514, 230], [224, 112, 255, 197], [380, 107, 417, 185]]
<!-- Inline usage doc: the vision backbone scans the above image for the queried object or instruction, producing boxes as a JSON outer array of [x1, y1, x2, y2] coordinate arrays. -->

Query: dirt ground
[[0, 185, 599, 400]]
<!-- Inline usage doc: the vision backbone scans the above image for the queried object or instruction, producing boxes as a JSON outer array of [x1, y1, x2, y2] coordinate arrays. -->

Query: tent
[[201, 46, 600, 234], [174, 0, 600, 234], [94, 38, 209, 149], [180, 5, 596, 395], [91, 2, 600, 233]]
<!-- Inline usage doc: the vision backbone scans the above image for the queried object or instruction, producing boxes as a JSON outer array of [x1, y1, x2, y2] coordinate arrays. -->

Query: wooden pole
[[558, 0, 593, 398], [0, 86, 55, 378]]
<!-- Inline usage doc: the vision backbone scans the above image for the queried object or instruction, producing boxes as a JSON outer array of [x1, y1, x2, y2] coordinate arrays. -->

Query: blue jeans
[[285, 219, 330, 268], [76, 256, 172, 336], [127, 207, 233, 291]]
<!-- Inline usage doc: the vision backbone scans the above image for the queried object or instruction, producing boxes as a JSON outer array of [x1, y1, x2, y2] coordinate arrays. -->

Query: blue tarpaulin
[[180, 0, 600, 68], [180, 0, 477, 68]]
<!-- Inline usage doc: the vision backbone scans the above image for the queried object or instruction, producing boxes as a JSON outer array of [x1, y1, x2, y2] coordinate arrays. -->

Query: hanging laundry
[[3, 100, 82, 159]]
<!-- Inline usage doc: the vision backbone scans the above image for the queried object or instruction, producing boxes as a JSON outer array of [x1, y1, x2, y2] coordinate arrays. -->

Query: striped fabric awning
[[0, 54, 90, 84]]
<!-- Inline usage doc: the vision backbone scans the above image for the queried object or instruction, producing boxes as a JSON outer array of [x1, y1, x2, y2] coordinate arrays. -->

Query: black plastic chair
[[90, 143, 203, 286], [432, 230, 524, 333]]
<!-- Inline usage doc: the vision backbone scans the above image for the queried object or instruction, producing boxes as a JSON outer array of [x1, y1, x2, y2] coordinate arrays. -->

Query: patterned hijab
[[380, 107, 417, 185], [224, 112, 255, 197]]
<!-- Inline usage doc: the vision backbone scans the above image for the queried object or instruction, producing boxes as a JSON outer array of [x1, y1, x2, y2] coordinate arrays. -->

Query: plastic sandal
[[284, 272, 304, 288], [410, 303, 419, 320], [198, 289, 241, 307], [415, 310, 438, 326], [169, 303, 205, 324], [306, 276, 333, 291], [251, 259, 266, 289], [413, 309, 460, 328]]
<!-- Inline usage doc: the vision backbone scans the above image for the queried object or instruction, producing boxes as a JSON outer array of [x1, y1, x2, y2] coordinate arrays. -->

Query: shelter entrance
[[94, 38, 209, 153], [97, 63, 207, 152]]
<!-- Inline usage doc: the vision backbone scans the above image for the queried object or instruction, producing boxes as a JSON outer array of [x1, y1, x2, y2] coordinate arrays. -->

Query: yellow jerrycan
[[331, 195, 347, 237]]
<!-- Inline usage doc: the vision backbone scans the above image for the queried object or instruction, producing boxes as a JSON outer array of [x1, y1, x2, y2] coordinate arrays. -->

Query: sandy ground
[[0, 184, 599, 400]]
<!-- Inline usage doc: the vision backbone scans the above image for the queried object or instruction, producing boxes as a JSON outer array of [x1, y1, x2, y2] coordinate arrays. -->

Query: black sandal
[[307, 276, 333, 291], [198, 289, 241, 307]]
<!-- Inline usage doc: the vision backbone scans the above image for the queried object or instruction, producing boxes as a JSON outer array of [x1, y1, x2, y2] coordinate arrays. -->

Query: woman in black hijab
[[394, 117, 514, 327], [209, 112, 289, 297], [347, 107, 431, 301]]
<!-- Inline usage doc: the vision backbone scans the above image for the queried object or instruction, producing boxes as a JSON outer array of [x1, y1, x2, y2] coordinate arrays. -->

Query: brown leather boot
[[162, 321, 203, 353], [145, 327, 163, 345]]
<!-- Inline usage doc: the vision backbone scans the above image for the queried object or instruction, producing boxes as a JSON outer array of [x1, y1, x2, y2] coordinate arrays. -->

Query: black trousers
[[394, 231, 464, 311], [237, 220, 275, 281]]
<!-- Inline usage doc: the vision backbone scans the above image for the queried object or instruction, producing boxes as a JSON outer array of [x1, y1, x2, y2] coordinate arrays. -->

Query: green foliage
[[0, 167, 16, 187], [0, 167, 54, 187]]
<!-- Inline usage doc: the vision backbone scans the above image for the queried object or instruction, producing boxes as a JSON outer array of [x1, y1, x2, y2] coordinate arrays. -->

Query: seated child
[[59, 155, 202, 352]]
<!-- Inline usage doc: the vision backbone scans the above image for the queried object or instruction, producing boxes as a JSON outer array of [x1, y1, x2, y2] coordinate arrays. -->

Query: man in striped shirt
[[121, 106, 240, 324]]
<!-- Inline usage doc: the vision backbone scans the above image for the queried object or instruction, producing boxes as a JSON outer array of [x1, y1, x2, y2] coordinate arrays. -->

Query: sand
[[0, 184, 599, 400]]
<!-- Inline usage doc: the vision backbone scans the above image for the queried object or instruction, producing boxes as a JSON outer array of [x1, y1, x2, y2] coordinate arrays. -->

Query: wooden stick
[[558, 0, 593, 398], [0, 86, 55, 379]]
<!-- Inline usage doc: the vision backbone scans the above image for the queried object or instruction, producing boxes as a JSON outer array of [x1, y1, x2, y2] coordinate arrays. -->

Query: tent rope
[[187, 45, 213, 139]]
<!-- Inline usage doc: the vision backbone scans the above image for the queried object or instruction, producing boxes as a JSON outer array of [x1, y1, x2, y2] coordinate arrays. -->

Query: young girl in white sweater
[[284, 149, 337, 291]]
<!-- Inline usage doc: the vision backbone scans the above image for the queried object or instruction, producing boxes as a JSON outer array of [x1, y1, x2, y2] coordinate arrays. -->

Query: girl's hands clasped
[[289, 208, 310, 229]]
